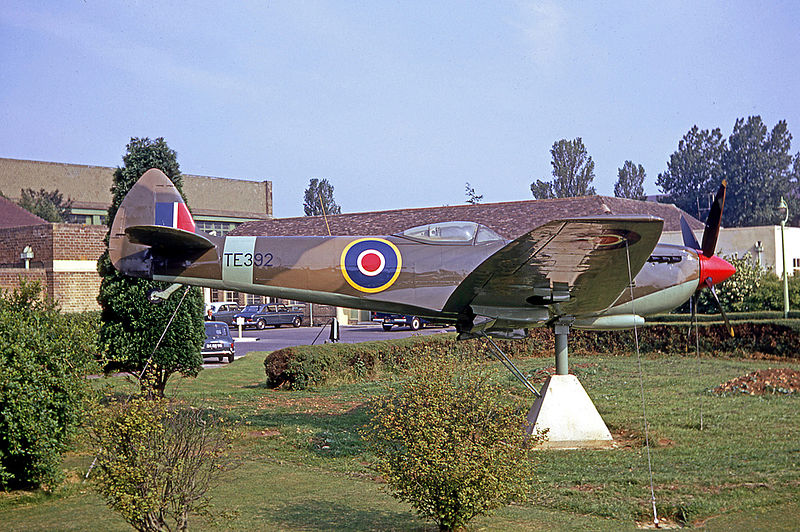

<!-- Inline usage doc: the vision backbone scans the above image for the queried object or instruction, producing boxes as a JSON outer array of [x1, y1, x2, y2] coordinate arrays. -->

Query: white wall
[[660, 225, 800, 276]]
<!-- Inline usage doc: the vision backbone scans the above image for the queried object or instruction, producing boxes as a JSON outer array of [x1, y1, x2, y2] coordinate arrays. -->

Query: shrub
[[362, 350, 539, 531], [265, 320, 800, 389], [0, 281, 98, 490], [88, 394, 235, 531]]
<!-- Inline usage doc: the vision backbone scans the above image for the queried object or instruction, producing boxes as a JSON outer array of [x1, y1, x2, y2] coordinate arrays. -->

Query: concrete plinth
[[527, 375, 614, 449]]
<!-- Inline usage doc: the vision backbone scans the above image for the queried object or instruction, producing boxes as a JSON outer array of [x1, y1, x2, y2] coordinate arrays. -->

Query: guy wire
[[625, 241, 659, 528]]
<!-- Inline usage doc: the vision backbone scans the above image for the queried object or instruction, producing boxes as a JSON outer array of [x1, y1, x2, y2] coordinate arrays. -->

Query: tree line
[[502, 116, 799, 228]]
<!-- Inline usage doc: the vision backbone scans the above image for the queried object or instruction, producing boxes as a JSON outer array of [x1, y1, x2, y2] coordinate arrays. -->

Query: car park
[[201, 321, 235, 363]]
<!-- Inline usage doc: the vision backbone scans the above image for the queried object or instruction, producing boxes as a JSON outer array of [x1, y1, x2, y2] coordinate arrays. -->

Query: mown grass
[[1, 347, 799, 530]]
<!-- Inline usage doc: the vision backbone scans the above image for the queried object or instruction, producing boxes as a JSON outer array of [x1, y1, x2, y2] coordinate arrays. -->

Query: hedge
[[265, 321, 800, 389], [649, 311, 800, 323]]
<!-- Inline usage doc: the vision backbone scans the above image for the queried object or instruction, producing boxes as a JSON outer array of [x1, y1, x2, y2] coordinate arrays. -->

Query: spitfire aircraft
[[110, 169, 735, 343]]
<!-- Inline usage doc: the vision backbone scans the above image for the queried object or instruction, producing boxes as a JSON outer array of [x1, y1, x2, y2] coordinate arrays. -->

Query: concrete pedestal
[[527, 375, 614, 449]]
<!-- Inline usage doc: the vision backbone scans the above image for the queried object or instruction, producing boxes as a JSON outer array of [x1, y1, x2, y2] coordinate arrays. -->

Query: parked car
[[206, 302, 240, 324], [251, 304, 304, 329], [201, 321, 235, 363], [232, 304, 268, 327], [233, 304, 305, 329], [371, 312, 450, 331]]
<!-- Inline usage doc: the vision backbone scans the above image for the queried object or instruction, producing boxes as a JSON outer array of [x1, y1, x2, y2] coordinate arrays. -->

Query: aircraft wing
[[445, 216, 664, 319]]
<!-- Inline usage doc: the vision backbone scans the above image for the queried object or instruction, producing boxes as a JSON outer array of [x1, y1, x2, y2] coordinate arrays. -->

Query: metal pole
[[780, 197, 789, 319], [554, 323, 569, 375], [781, 218, 789, 319]]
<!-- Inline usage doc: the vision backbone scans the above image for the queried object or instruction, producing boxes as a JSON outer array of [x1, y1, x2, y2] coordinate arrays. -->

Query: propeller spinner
[[680, 180, 736, 336]]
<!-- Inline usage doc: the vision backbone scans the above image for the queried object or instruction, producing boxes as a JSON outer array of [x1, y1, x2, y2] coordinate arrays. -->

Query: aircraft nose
[[699, 254, 736, 287]]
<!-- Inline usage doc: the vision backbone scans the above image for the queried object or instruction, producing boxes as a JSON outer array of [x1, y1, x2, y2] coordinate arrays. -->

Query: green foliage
[[685, 254, 800, 313], [614, 160, 646, 200], [464, 182, 483, 204], [98, 137, 205, 394], [531, 137, 596, 199], [88, 394, 234, 531], [0, 281, 98, 490], [17, 188, 73, 222], [264, 335, 527, 389], [303, 177, 341, 216], [723, 117, 798, 227], [694, 254, 762, 312], [362, 350, 539, 531], [656, 125, 725, 219], [657, 118, 800, 226]]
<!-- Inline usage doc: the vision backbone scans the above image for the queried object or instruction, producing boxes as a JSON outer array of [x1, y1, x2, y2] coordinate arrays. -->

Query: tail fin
[[109, 168, 214, 278]]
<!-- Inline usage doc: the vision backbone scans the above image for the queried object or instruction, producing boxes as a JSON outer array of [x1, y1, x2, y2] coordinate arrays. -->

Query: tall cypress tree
[[97, 137, 205, 394]]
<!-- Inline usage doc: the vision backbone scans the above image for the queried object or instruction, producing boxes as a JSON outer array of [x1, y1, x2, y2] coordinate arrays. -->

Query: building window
[[196, 220, 240, 236], [211, 289, 237, 302], [793, 258, 800, 276], [245, 294, 266, 305]]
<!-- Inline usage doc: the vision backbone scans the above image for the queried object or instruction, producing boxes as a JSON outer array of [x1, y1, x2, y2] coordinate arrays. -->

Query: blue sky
[[2, 1, 799, 218]]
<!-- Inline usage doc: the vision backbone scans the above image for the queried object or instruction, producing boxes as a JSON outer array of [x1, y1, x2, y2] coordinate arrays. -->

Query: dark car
[[251, 304, 304, 329], [207, 302, 240, 325], [201, 321, 235, 363], [232, 304, 268, 328], [371, 311, 450, 331]]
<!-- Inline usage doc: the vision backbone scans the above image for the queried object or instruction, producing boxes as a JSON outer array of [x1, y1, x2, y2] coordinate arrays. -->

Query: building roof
[[0, 195, 48, 228], [232, 195, 704, 240], [0, 157, 272, 220]]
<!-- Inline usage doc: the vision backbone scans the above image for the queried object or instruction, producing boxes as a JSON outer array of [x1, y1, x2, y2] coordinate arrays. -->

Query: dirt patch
[[256, 392, 364, 415], [636, 517, 681, 529], [713, 367, 800, 395], [249, 429, 281, 438]]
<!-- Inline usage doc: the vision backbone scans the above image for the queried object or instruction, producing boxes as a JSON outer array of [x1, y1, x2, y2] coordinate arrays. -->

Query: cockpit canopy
[[397, 221, 504, 245]]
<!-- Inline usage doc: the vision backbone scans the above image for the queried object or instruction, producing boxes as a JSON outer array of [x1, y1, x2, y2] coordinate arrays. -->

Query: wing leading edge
[[444, 216, 664, 323]]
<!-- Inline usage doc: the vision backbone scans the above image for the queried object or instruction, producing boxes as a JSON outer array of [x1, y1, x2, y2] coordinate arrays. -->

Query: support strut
[[555, 322, 570, 375], [480, 332, 540, 397]]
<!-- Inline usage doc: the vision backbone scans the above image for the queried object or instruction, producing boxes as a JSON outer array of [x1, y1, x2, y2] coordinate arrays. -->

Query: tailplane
[[109, 168, 215, 278]]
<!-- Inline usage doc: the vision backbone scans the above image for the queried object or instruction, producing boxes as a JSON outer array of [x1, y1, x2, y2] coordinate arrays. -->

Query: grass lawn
[[1, 348, 798, 530]]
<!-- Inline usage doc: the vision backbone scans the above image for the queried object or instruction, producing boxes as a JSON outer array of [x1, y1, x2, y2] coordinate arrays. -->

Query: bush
[[362, 350, 539, 531], [264, 335, 541, 389], [265, 321, 800, 389], [0, 281, 99, 490], [88, 394, 234, 531]]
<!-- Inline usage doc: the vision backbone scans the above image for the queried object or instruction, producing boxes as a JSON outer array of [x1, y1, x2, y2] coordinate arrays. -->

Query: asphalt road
[[202, 322, 455, 368]]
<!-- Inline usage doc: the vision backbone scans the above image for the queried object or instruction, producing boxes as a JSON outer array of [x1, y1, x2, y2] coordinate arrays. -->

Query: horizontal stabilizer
[[126, 225, 215, 251]]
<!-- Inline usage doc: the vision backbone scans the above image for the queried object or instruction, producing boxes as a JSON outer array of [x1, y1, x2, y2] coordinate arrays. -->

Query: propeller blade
[[707, 281, 734, 337], [701, 180, 727, 258], [681, 215, 701, 250]]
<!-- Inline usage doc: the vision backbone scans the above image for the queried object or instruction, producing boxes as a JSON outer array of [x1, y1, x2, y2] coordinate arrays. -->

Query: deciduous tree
[[97, 137, 205, 395], [614, 161, 646, 200], [656, 125, 726, 220], [531, 138, 596, 199], [303, 178, 341, 216], [17, 188, 73, 222], [722, 116, 799, 227]]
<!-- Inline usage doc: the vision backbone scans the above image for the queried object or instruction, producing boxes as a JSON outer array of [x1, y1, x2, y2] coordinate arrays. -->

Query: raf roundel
[[340, 238, 402, 293]]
